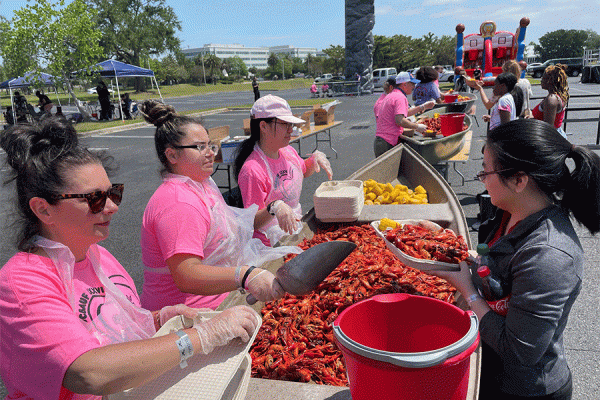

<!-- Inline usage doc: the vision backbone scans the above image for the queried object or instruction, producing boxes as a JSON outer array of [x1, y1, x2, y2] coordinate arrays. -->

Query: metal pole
[[282, 59, 285, 80], [201, 53, 207, 85]]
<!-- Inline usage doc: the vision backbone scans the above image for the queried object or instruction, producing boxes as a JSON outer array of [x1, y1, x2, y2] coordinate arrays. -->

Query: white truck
[[314, 74, 333, 83]]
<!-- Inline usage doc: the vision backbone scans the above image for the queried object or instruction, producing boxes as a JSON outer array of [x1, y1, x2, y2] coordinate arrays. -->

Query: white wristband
[[175, 330, 194, 369], [234, 265, 243, 288]]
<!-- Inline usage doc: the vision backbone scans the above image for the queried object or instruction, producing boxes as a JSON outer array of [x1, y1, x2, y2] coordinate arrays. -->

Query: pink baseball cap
[[250, 94, 305, 124]]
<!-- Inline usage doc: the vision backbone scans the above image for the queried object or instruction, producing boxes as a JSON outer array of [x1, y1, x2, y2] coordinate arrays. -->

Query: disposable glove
[[415, 124, 428, 133], [246, 269, 286, 302], [310, 150, 333, 180], [273, 200, 301, 234], [193, 305, 259, 354], [423, 100, 436, 111], [158, 304, 203, 327]]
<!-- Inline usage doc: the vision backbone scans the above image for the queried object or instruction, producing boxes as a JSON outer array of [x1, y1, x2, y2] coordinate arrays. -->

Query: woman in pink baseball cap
[[234, 94, 333, 246]]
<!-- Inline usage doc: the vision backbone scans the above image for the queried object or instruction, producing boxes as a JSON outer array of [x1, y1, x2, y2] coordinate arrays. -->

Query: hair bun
[[140, 100, 177, 127], [1, 118, 78, 171]]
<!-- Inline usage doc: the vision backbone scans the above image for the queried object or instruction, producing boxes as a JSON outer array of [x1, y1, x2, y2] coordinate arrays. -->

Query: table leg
[[312, 129, 338, 159]]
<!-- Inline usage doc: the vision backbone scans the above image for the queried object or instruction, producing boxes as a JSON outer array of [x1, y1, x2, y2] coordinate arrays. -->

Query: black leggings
[[482, 372, 572, 400]]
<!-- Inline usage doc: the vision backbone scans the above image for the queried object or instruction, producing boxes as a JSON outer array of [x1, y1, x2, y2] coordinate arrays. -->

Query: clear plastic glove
[[423, 100, 436, 111], [158, 304, 203, 327], [246, 269, 286, 302], [273, 200, 300, 234], [415, 123, 428, 133], [193, 305, 259, 354], [310, 150, 333, 180]]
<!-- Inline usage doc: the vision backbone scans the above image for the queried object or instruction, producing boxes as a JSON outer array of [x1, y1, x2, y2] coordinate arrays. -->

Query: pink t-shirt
[[0, 247, 139, 400], [375, 88, 409, 146], [140, 178, 228, 311], [238, 146, 306, 245], [373, 92, 387, 119]]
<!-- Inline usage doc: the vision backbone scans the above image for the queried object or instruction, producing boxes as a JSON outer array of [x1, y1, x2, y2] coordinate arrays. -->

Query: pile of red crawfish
[[250, 224, 458, 386], [384, 223, 470, 264]]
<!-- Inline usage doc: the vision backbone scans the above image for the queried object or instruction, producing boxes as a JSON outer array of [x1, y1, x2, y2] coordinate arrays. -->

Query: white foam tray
[[371, 219, 461, 271], [313, 180, 364, 222], [107, 311, 260, 400]]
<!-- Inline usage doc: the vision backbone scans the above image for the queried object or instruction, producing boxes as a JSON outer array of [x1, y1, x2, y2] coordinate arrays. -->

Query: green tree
[[584, 29, 600, 50], [534, 29, 588, 60], [0, 0, 103, 119], [323, 45, 345, 74], [203, 54, 221, 84], [223, 56, 248, 80], [267, 53, 279, 68], [86, 0, 181, 91]]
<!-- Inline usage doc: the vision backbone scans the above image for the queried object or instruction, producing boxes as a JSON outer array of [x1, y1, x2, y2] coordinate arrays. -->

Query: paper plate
[[108, 311, 261, 400], [371, 219, 461, 271]]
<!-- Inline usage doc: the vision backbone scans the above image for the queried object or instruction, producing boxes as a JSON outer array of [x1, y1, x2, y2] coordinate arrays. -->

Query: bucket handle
[[333, 311, 479, 369]]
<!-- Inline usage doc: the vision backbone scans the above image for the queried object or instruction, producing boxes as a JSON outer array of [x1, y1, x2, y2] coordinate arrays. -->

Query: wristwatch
[[267, 200, 279, 216]]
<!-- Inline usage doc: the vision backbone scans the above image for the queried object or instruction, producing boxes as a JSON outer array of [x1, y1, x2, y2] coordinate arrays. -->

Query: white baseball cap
[[396, 71, 420, 85], [250, 94, 305, 124]]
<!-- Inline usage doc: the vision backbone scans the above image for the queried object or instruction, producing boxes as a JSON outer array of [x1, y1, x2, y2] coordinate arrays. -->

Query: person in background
[[453, 66, 471, 93], [0, 117, 259, 399], [310, 82, 318, 97], [321, 83, 330, 97], [121, 93, 132, 120], [96, 81, 111, 121], [413, 66, 443, 106], [468, 72, 517, 130], [433, 65, 444, 87], [527, 64, 570, 139], [373, 72, 435, 158], [374, 78, 395, 120], [473, 65, 483, 81], [430, 118, 600, 400], [139, 100, 298, 312], [35, 90, 53, 118], [3, 106, 15, 126], [13, 91, 30, 123], [252, 76, 260, 101], [502, 60, 532, 117], [234, 95, 333, 247]]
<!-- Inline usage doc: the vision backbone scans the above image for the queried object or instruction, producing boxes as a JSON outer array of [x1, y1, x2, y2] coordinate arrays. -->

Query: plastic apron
[[163, 174, 301, 269], [253, 145, 304, 246], [34, 236, 156, 346]]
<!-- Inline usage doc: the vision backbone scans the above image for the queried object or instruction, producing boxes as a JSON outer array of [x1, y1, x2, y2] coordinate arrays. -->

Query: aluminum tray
[[400, 110, 472, 165]]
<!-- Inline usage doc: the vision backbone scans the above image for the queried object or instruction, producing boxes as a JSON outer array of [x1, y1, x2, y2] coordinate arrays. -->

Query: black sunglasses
[[52, 183, 124, 214]]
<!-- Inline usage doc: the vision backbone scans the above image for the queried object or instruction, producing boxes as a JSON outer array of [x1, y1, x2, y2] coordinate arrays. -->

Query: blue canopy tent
[[1, 72, 60, 124], [80, 60, 163, 120]]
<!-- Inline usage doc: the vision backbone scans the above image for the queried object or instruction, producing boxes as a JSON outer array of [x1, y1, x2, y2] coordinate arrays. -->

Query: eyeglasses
[[474, 169, 513, 182], [52, 183, 124, 214], [272, 119, 293, 130], [173, 143, 219, 154]]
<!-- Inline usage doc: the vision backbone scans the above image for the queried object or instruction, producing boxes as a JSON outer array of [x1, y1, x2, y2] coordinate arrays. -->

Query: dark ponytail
[[487, 119, 600, 233], [233, 117, 273, 180], [1, 117, 112, 251]]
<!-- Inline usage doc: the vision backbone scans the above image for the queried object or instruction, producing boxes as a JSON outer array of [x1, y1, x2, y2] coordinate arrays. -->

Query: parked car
[[525, 62, 542, 74], [372, 68, 398, 88], [436, 68, 455, 83], [527, 58, 583, 78], [315, 74, 333, 83]]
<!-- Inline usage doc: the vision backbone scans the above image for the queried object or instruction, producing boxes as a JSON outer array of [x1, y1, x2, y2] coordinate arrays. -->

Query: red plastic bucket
[[440, 113, 466, 137], [333, 293, 479, 400], [444, 94, 459, 103]]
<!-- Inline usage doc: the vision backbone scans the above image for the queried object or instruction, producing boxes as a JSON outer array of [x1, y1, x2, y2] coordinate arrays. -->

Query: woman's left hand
[[310, 150, 333, 180], [423, 100, 436, 111], [158, 304, 205, 327], [427, 260, 477, 297]]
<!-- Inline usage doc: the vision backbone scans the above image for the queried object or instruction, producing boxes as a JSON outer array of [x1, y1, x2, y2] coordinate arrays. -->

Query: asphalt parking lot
[[0, 77, 599, 398]]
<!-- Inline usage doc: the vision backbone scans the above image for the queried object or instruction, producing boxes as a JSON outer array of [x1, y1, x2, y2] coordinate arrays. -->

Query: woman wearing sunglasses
[[139, 100, 299, 313], [430, 119, 600, 400], [0, 118, 259, 398], [233, 95, 333, 246]]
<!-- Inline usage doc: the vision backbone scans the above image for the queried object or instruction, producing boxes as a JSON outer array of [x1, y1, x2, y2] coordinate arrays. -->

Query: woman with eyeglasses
[[139, 100, 299, 312], [233, 95, 333, 247], [0, 117, 259, 398], [430, 119, 600, 400]]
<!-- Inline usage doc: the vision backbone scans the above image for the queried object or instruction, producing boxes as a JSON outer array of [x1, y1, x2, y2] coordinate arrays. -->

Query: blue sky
[[1, 0, 598, 52]]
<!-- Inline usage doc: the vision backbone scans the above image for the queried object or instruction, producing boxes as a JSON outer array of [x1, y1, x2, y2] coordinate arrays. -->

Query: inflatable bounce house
[[455, 17, 530, 86]]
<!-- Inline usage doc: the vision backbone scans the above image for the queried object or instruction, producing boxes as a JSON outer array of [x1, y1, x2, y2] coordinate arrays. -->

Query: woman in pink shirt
[[373, 78, 394, 119], [139, 100, 299, 312], [233, 95, 333, 246], [0, 118, 258, 399]]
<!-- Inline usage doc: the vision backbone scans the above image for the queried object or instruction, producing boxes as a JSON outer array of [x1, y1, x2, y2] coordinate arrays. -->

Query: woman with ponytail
[[234, 95, 333, 246], [138, 100, 300, 312], [0, 118, 259, 398], [430, 119, 600, 399]]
